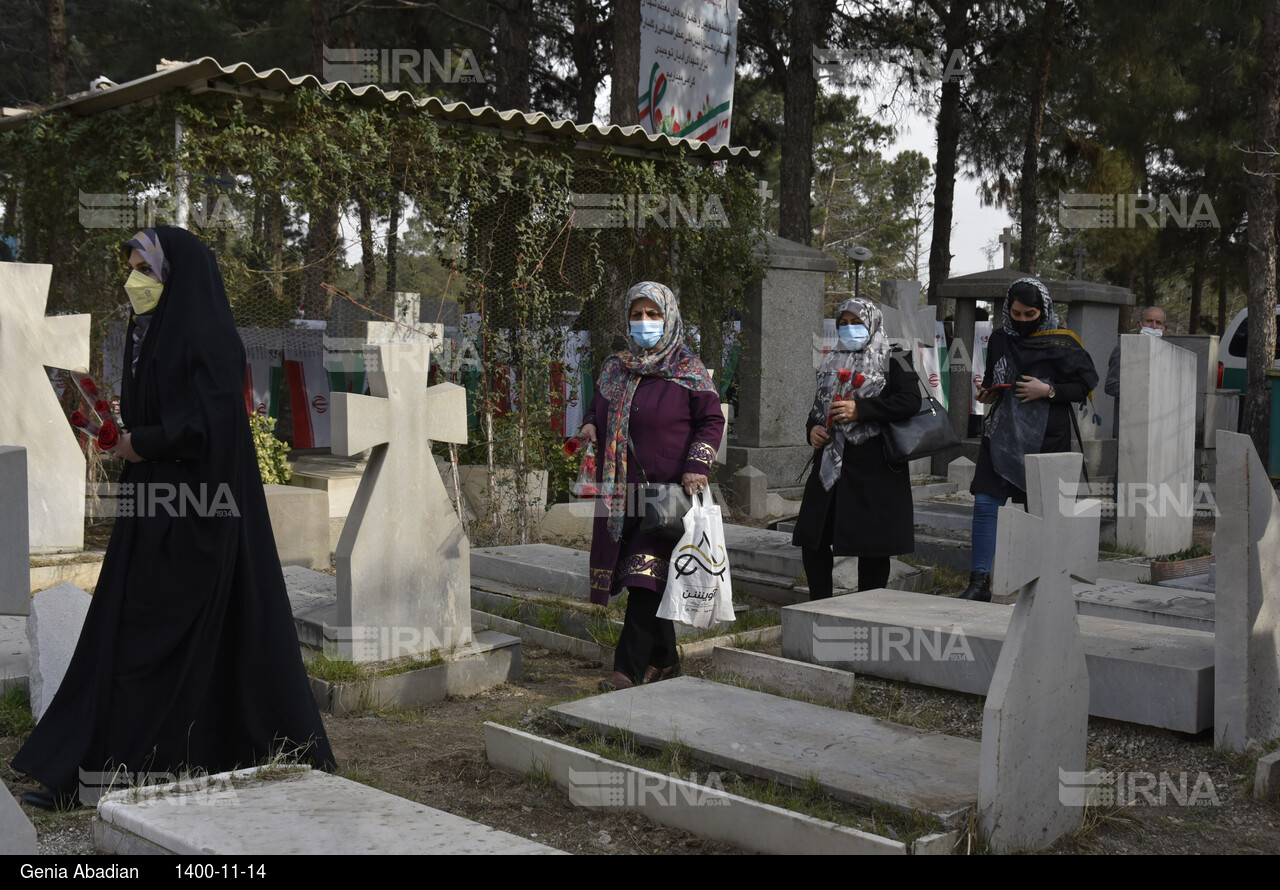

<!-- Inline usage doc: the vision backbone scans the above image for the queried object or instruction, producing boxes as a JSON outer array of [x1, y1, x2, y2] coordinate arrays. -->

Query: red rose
[[96, 420, 120, 450], [80, 377, 98, 395], [837, 368, 852, 383], [94, 399, 110, 415], [70, 411, 88, 428], [852, 373, 867, 388], [563, 436, 584, 456]]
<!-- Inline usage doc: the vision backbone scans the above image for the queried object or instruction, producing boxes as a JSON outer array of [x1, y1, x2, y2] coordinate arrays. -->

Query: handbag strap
[[625, 431, 650, 485]]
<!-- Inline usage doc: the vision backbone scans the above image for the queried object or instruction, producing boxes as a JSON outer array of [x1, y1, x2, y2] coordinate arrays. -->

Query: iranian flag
[[244, 346, 283, 418], [284, 348, 331, 448]]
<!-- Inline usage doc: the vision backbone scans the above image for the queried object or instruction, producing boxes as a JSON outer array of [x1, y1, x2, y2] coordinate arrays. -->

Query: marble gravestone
[[1213, 432, 1280, 752], [330, 339, 470, 663], [1116, 333, 1196, 556], [0, 447, 30, 616], [0, 264, 91, 552], [26, 581, 93, 719], [981, 452, 1097, 852]]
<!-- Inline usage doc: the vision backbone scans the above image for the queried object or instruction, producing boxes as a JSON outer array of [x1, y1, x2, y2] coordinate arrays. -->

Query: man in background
[[1105, 305, 1167, 429]]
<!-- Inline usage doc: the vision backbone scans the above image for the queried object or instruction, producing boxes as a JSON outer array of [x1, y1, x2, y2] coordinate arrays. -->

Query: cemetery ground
[[4, 517, 1279, 855]]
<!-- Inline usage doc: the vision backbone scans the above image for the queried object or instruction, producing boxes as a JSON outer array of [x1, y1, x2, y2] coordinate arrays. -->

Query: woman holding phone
[[961, 278, 1098, 601]]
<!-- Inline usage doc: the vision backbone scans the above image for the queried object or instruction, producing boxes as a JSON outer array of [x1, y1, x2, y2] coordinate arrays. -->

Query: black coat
[[791, 349, 921, 558], [12, 227, 334, 797]]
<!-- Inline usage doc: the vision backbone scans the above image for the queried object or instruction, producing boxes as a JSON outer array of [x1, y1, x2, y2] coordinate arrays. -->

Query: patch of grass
[[1099, 541, 1146, 558], [337, 762, 388, 792], [524, 764, 554, 790], [307, 651, 363, 683], [587, 616, 621, 649], [534, 605, 568, 635], [0, 684, 35, 741], [1153, 540, 1212, 562], [495, 597, 522, 621]]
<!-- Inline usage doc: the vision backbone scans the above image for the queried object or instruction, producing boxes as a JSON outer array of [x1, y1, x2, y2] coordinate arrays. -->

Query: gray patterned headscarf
[[810, 296, 892, 491], [121, 228, 171, 376]]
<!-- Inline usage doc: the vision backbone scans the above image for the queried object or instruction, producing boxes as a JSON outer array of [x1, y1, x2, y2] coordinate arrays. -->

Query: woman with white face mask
[[578, 282, 725, 691], [792, 297, 922, 598]]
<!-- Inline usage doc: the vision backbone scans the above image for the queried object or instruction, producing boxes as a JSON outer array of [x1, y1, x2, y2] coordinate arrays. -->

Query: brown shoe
[[598, 671, 634, 692], [642, 664, 681, 684]]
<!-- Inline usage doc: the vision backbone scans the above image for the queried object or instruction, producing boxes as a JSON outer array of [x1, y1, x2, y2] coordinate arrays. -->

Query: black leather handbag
[[627, 438, 691, 541], [882, 390, 961, 464]]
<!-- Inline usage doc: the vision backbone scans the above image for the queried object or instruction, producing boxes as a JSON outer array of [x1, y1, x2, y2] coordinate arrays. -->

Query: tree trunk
[[44, 0, 68, 99], [926, 2, 969, 306], [493, 0, 533, 111], [311, 0, 331, 79], [303, 203, 340, 320], [1243, 0, 1280, 459], [609, 0, 641, 126], [1017, 0, 1061, 274], [358, 197, 376, 309], [1189, 242, 1204, 334], [571, 0, 604, 122], [385, 194, 401, 313], [265, 194, 284, 302], [1217, 228, 1229, 335], [779, 0, 833, 245]]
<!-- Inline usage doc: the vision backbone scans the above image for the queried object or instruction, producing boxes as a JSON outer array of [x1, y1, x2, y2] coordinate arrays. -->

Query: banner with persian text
[[637, 0, 737, 148]]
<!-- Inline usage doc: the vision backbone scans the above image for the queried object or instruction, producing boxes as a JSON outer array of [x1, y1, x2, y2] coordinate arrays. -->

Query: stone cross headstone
[[0, 263, 91, 552], [0, 447, 30, 616], [999, 228, 1016, 269], [980, 452, 1097, 852], [1213, 432, 1280, 752], [330, 338, 470, 663], [1116, 334, 1196, 556]]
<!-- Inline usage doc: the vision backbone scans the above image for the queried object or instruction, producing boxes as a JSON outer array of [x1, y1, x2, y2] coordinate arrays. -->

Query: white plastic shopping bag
[[657, 491, 735, 628]]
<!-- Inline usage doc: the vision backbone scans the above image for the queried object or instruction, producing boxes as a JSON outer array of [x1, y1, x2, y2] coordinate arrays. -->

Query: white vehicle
[[1219, 306, 1280, 392]]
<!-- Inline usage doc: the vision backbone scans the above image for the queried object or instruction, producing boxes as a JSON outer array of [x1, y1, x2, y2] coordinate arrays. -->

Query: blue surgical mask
[[630, 320, 664, 348], [839, 324, 869, 351]]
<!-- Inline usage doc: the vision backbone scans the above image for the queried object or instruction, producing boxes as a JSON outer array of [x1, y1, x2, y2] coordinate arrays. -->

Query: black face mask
[[1011, 318, 1041, 338]]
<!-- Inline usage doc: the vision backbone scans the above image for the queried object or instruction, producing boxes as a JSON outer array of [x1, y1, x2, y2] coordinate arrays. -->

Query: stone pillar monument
[[725, 234, 837, 488]]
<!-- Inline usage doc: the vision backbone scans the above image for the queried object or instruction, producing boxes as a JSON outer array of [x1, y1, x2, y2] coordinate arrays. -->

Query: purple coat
[[583, 376, 725, 604]]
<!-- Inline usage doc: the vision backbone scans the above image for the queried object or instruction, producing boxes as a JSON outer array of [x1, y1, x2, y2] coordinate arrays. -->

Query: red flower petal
[[837, 368, 852, 382], [80, 377, 98, 395]]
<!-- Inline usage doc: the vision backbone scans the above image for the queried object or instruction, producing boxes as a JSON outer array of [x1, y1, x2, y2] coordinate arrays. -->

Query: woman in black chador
[[13, 226, 334, 809]]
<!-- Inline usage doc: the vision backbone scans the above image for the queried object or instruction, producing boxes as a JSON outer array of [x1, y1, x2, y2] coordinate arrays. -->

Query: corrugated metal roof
[[0, 57, 755, 159]]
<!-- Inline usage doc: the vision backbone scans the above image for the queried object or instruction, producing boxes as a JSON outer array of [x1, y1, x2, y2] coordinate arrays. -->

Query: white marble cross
[[1213, 432, 1280, 752], [0, 264, 90, 552], [980, 452, 1099, 851], [330, 336, 470, 663], [999, 227, 1016, 269]]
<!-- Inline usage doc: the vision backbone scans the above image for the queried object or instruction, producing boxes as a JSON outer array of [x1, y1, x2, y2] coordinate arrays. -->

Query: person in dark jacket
[[13, 227, 334, 810], [792, 296, 922, 597], [961, 277, 1099, 602], [580, 281, 725, 691]]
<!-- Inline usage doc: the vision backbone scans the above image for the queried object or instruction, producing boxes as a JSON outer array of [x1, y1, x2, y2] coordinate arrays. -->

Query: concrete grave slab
[[262, 484, 330, 568], [94, 767, 561, 855], [26, 582, 92, 720], [980, 453, 1090, 852], [711, 645, 856, 708], [0, 781, 36, 854], [1214, 432, 1280, 751], [289, 454, 366, 519], [0, 264, 90, 552], [782, 590, 1213, 733], [484, 722, 913, 855], [549, 676, 979, 826], [471, 544, 592, 600], [1073, 578, 1214, 632], [330, 338, 471, 662], [0, 615, 27, 692], [0, 447, 30, 615]]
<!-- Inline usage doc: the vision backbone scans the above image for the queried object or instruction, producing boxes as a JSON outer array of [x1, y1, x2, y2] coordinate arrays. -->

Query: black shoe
[[959, 572, 992, 602], [20, 788, 79, 811]]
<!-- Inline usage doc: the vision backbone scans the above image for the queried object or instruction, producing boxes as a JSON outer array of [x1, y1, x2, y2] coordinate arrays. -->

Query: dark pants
[[802, 548, 891, 598], [612, 587, 678, 682]]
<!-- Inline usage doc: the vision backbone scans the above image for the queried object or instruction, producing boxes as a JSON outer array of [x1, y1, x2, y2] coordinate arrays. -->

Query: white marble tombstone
[[1213, 432, 1280, 752], [26, 581, 93, 719], [980, 452, 1097, 852], [0, 782, 36, 854], [0, 264, 91, 552], [1116, 334, 1196, 556], [0, 447, 30, 616], [329, 339, 470, 663]]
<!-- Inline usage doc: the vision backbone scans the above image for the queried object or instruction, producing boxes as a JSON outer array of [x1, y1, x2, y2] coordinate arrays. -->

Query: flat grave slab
[[781, 589, 1214, 733], [1072, 578, 1214, 632], [471, 544, 592, 600], [549, 676, 979, 826], [94, 767, 561, 855]]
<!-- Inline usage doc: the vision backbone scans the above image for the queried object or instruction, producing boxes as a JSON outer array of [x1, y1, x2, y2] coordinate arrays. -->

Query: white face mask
[[1140, 325, 1164, 338], [124, 269, 164, 315]]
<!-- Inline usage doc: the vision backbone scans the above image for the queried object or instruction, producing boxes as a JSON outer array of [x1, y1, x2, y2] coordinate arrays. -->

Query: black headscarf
[[984, 277, 1099, 492]]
